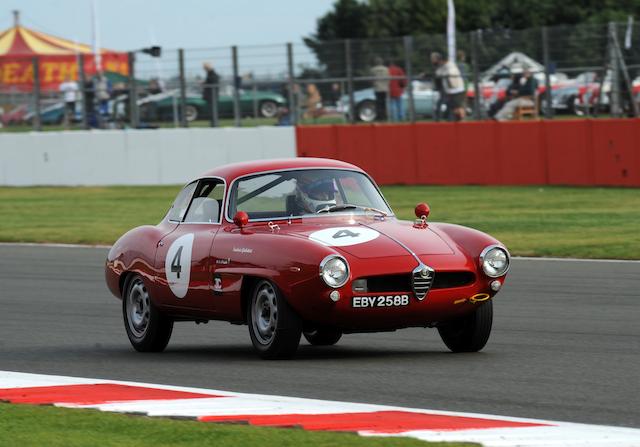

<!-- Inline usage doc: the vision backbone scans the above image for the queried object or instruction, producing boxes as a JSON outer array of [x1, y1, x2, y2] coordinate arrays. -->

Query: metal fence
[[1, 21, 640, 131]]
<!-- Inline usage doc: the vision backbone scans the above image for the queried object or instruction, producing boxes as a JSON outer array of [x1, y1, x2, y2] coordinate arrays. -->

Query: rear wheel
[[303, 327, 342, 346], [248, 280, 302, 359], [123, 275, 173, 352], [259, 100, 279, 118], [437, 301, 493, 352]]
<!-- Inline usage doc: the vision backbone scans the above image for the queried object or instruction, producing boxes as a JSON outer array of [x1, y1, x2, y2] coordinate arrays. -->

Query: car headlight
[[479, 245, 510, 278], [319, 255, 349, 288]]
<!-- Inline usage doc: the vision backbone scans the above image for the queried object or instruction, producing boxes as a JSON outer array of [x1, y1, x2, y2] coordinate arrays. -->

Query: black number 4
[[333, 229, 360, 239], [171, 246, 183, 279]]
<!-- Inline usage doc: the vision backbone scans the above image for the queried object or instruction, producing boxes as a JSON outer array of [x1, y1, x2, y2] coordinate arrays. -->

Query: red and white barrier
[[2, 370, 639, 446]]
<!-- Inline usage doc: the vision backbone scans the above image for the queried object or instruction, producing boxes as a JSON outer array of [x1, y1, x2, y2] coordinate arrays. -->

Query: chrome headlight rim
[[319, 254, 350, 288], [479, 244, 511, 278]]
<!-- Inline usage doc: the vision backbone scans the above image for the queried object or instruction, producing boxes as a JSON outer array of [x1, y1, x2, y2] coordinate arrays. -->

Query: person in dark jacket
[[202, 62, 220, 126], [495, 68, 538, 120]]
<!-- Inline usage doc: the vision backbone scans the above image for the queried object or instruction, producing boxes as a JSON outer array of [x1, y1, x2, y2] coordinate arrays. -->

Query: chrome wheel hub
[[252, 284, 278, 345], [127, 279, 150, 338]]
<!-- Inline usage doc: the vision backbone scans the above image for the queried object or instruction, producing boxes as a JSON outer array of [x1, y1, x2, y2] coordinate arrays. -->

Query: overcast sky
[[1, 0, 335, 50]]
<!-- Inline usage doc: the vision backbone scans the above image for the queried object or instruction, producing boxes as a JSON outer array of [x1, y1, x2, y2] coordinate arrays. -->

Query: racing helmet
[[295, 174, 337, 212]]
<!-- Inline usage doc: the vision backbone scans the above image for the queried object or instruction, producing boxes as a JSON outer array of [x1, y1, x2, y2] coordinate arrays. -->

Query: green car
[[139, 89, 286, 122]]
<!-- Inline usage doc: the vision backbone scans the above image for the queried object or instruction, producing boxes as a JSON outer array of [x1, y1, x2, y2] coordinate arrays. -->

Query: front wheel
[[357, 100, 376, 122], [123, 275, 173, 352], [437, 301, 493, 352], [303, 327, 342, 346], [248, 280, 302, 359]]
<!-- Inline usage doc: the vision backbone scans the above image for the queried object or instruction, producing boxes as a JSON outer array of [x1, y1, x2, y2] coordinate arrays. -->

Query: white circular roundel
[[309, 227, 379, 247], [164, 233, 194, 298]]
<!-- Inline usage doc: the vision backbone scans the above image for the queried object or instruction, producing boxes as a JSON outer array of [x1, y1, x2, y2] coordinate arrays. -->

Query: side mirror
[[414, 203, 430, 220], [233, 211, 249, 228]]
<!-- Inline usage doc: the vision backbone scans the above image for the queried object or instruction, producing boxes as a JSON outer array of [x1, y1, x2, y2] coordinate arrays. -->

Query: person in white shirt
[[370, 57, 390, 121], [431, 52, 466, 121], [59, 75, 79, 126]]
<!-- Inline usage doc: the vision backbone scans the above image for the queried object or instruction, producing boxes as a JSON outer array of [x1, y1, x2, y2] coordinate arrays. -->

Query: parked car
[[24, 88, 286, 125], [337, 81, 441, 122], [105, 158, 511, 359], [138, 88, 286, 122]]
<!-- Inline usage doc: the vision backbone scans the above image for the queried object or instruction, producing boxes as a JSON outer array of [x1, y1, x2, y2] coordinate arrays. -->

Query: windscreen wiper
[[317, 204, 388, 217]]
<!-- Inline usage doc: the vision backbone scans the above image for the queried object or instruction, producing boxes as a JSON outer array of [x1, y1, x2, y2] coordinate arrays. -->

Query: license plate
[[352, 295, 410, 308]]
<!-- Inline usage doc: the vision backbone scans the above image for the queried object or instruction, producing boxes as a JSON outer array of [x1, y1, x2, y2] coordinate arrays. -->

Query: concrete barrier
[[0, 127, 296, 186]]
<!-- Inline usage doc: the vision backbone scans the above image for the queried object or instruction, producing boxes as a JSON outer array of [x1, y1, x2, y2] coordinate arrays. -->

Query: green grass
[[0, 185, 638, 259], [0, 403, 471, 447]]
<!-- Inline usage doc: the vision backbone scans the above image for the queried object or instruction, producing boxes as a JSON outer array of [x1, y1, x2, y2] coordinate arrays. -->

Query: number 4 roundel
[[164, 233, 194, 298]]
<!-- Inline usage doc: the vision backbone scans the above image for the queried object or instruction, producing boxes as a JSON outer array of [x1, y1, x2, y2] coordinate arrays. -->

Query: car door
[[154, 178, 225, 315]]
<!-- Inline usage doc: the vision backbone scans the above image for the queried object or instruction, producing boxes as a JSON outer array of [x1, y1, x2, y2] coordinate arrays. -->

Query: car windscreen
[[228, 169, 392, 220]]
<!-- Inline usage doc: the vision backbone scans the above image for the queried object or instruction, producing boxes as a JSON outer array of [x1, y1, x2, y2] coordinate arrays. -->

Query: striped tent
[[0, 18, 128, 91]]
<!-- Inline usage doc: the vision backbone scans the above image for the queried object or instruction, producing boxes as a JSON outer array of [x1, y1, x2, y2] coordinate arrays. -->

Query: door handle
[[158, 240, 164, 247]]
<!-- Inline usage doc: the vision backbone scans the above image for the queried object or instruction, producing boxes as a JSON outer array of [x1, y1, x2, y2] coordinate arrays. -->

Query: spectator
[[202, 62, 220, 126], [94, 72, 111, 122], [388, 60, 407, 121], [59, 74, 79, 127], [495, 67, 538, 121], [432, 52, 466, 121], [370, 56, 389, 121], [304, 83, 323, 121]]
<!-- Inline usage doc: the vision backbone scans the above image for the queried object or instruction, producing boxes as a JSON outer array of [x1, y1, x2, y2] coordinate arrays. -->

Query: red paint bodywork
[[105, 158, 508, 331]]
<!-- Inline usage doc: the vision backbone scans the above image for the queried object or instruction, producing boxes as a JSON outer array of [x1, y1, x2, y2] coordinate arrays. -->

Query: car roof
[[196, 157, 364, 183]]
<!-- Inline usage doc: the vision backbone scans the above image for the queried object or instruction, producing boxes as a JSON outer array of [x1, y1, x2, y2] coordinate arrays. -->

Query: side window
[[167, 182, 197, 222], [184, 179, 225, 223]]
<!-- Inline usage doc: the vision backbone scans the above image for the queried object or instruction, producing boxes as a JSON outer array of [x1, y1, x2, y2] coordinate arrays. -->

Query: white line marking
[[1, 370, 639, 447]]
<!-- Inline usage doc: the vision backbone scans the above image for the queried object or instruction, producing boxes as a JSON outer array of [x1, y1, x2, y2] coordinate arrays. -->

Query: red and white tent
[[0, 13, 128, 91]]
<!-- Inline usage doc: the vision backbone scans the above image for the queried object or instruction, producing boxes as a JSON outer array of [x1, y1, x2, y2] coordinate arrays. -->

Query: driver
[[295, 173, 337, 213]]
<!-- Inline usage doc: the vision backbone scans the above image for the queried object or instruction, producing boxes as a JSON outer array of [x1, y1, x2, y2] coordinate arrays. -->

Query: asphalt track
[[0, 245, 638, 428]]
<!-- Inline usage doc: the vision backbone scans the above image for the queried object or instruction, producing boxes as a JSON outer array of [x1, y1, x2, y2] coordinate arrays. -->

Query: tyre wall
[[296, 119, 640, 187], [0, 127, 296, 186]]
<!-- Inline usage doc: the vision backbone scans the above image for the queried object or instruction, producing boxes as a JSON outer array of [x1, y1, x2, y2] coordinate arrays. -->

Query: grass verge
[[0, 403, 472, 447], [0, 185, 638, 259]]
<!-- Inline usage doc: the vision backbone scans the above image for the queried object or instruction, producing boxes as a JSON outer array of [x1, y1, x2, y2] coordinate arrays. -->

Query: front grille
[[432, 271, 475, 289], [412, 265, 435, 300]]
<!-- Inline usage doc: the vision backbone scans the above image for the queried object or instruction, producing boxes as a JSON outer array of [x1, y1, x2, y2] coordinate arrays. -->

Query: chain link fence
[[2, 21, 639, 131]]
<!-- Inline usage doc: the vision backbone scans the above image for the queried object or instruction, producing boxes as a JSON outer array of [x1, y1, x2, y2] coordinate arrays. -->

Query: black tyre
[[259, 100, 279, 118], [357, 100, 376, 122], [437, 300, 493, 353], [123, 275, 173, 352], [248, 280, 302, 359], [303, 327, 342, 346]]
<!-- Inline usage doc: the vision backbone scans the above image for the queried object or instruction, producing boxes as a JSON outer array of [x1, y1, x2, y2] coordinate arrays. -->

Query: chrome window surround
[[319, 254, 350, 288], [166, 176, 227, 225], [478, 244, 511, 278], [224, 167, 395, 223]]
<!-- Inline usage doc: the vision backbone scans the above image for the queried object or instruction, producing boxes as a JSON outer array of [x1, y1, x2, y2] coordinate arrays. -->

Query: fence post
[[31, 57, 41, 131], [608, 22, 622, 117], [178, 48, 188, 127], [542, 26, 553, 119], [471, 30, 482, 120], [128, 52, 139, 128], [286, 42, 297, 125], [403, 36, 416, 123], [345, 39, 355, 124], [610, 24, 640, 118], [232, 45, 241, 127], [78, 56, 88, 129]]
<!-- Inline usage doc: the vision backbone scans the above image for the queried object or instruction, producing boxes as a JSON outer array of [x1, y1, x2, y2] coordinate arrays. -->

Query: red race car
[[105, 158, 510, 359]]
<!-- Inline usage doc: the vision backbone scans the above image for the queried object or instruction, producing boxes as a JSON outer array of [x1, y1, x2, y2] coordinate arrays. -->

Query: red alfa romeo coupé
[[105, 158, 510, 359]]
